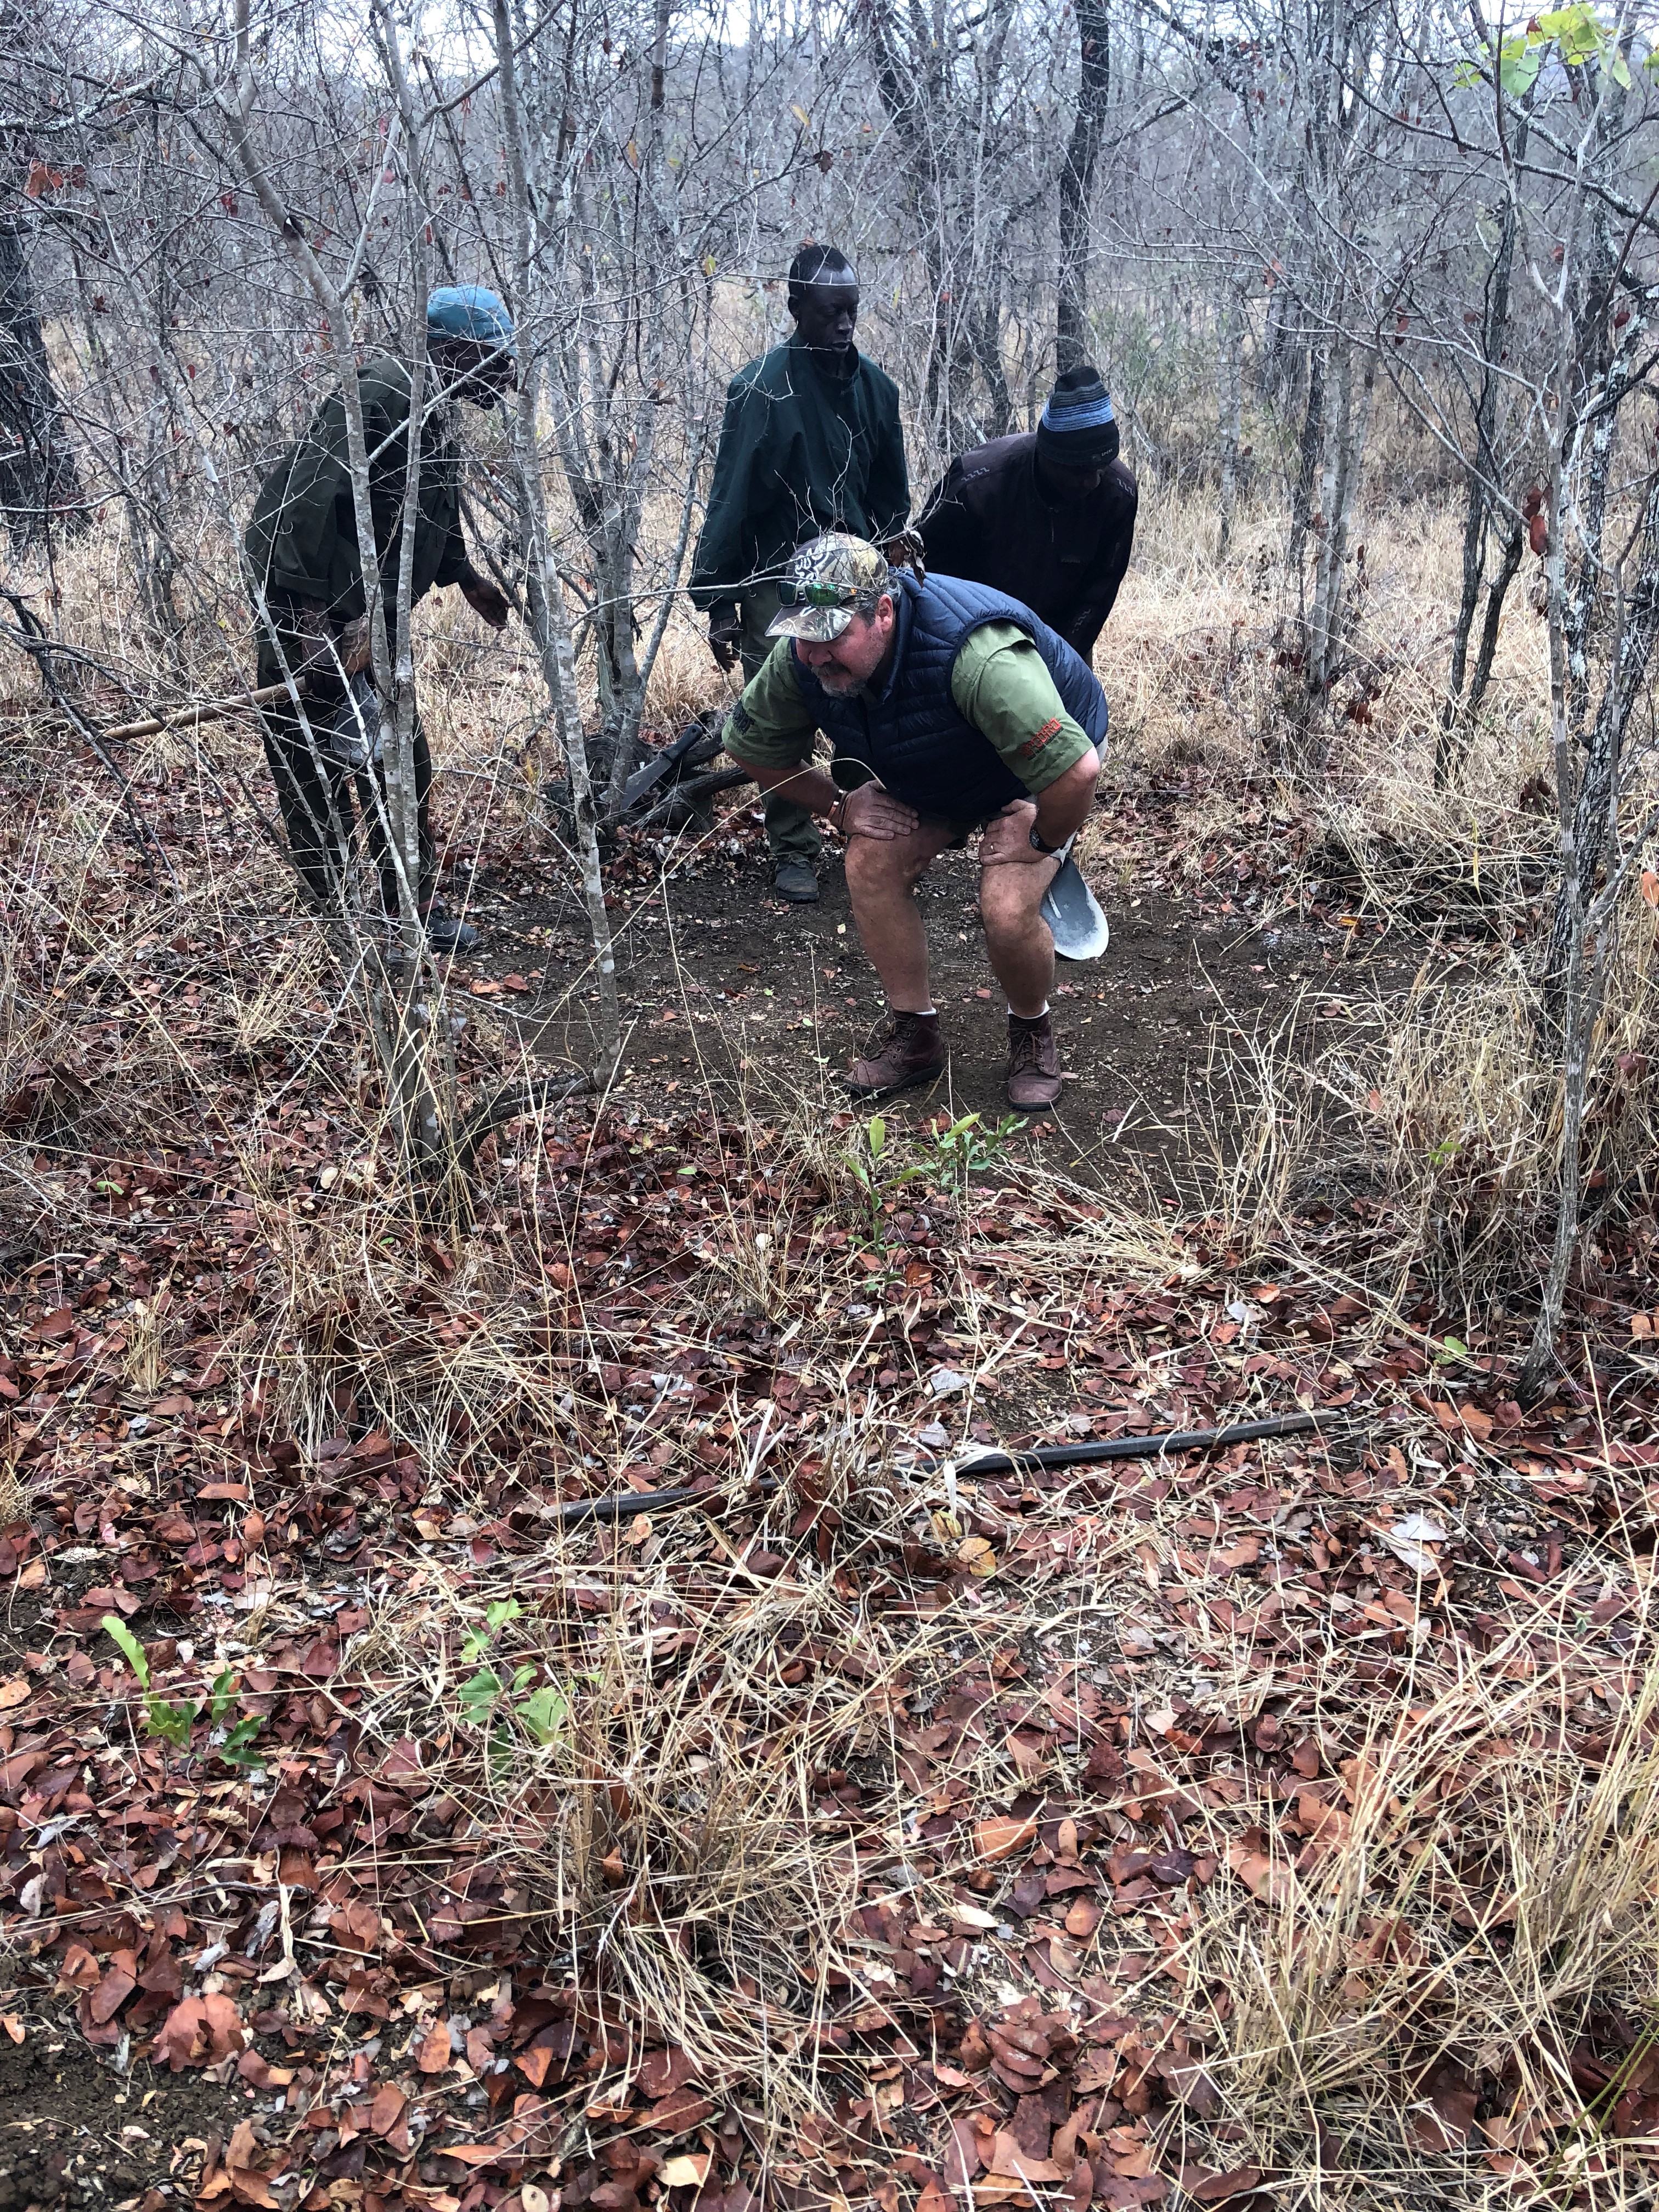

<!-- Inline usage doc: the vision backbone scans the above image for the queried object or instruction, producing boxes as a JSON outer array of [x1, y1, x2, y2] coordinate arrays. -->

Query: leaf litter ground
[[4, 732, 1659, 2212]]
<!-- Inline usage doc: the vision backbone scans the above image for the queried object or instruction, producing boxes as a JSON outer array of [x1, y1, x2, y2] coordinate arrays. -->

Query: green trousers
[[254, 601, 434, 918], [739, 583, 822, 868]]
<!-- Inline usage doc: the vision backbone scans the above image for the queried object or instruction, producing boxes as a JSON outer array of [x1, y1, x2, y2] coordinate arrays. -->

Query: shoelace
[[1009, 1024, 1049, 1072]]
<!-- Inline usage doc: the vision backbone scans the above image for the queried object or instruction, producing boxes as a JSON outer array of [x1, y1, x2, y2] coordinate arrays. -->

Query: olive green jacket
[[690, 337, 909, 619], [244, 355, 470, 619]]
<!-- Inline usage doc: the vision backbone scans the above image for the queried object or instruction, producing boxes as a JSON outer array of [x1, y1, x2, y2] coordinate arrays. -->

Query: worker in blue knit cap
[[244, 286, 517, 953]]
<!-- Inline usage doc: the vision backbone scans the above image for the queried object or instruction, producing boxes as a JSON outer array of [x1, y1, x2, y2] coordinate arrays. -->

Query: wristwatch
[[1029, 825, 1060, 855]]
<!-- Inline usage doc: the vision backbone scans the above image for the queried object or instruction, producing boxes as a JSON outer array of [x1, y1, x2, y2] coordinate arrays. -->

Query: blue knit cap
[[1037, 364, 1118, 467], [426, 285, 515, 354]]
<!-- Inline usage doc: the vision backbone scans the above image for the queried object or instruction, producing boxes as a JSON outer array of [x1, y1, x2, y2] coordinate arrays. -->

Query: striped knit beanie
[[1036, 364, 1119, 467]]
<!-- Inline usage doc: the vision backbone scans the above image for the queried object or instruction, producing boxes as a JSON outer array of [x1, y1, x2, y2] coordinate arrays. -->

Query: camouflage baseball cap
[[766, 533, 891, 641]]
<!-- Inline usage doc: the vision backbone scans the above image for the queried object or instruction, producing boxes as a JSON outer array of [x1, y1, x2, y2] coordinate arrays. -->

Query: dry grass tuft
[[1309, 899, 1659, 1305], [1176, 1635, 1659, 2202]]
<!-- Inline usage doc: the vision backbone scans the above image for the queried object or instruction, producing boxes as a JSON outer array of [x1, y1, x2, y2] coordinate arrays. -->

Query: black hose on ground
[[947, 1408, 1332, 1476], [540, 1409, 1335, 1528]]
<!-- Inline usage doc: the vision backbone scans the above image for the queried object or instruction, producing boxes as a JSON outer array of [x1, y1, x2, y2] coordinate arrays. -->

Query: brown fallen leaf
[[416, 2018, 454, 2073], [89, 1965, 136, 2024], [1411, 2086, 1479, 2151], [973, 1814, 1037, 1864], [658, 2152, 711, 2190], [1058, 2157, 1093, 2212], [369, 2083, 407, 2136], [945, 2114, 984, 2188], [636, 2045, 697, 2100], [1180, 2165, 1263, 2203], [989, 2132, 1064, 2182]]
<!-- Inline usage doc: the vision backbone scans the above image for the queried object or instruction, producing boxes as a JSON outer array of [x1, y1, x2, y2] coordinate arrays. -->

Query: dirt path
[[445, 819, 1431, 1177]]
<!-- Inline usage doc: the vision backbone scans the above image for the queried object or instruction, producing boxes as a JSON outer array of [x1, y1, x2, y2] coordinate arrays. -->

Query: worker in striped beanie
[[918, 362, 1137, 664], [1036, 364, 1120, 473]]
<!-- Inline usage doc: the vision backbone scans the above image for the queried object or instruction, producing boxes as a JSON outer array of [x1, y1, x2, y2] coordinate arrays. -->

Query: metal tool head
[[1041, 853, 1111, 961]]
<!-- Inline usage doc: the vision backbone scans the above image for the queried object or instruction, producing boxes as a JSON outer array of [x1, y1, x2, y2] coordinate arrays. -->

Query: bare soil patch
[[0, 2015, 243, 2211], [445, 816, 1436, 1172]]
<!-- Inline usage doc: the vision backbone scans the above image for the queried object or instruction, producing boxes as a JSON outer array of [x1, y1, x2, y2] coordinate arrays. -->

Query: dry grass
[[1098, 483, 1563, 936], [1176, 1630, 1659, 2204]]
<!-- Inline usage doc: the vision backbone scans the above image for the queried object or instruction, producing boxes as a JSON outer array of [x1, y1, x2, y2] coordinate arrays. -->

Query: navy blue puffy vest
[[789, 572, 1109, 820]]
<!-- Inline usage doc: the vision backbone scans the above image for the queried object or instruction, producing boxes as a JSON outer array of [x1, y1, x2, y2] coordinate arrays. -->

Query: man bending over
[[720, 534, 1107, 1108]]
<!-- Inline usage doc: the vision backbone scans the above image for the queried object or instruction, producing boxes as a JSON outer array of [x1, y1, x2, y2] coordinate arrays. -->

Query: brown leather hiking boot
[[1006, 1011, 1062, 1108], [846, 1011, 945, 1100]]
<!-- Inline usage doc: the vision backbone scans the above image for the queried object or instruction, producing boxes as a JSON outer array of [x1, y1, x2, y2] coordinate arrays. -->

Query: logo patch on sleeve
[[1017, 716, 1063, 760]]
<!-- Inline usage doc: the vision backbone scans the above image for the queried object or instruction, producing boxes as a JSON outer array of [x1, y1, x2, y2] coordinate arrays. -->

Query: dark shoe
[[847, 1011, 945, 1099], [1006, 1011, 1062, 1108], [426, 913, 479, 956], [773, 860, 820, 904]]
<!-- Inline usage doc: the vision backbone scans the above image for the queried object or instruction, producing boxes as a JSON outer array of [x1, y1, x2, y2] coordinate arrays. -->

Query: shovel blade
[[1041, 855, 1110, 961]]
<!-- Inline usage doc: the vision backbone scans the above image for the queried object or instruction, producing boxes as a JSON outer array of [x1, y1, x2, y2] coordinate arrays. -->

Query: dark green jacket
[[244, 355, 470, 619], [690, 337, 909, 617]]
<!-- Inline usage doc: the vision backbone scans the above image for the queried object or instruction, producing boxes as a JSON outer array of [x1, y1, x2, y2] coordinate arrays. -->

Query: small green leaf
[[218, 1716, 266, 1771], [485, 1599, 522, 1632], [517, 1684, 569, 1745], [144, 1694, 199, 1747], [867, 1116, 886, 1158], [102, 1615, 150, 1689], [1497, 41, 1544, 93], [458, 1666, 504, 1723]]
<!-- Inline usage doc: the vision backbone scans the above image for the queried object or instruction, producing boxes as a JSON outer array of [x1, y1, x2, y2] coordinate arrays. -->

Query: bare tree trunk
[[1057, 0, 1109, 374], [1435, 108, 1527, 787], [1217, 278, 1242, 560], [1517, 54, 1598, 1395], [1286, 324, 1325, 593], [0, 207, 84, 546], [1541, 456, 1659, 1016], [1303, 334, 1373, 723], [492, 0, 619, 1077], [1462, 521, 1525, 723]]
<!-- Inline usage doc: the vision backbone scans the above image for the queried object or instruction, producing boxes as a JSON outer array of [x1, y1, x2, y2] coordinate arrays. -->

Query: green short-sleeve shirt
[[721, 620, 1096, 800]]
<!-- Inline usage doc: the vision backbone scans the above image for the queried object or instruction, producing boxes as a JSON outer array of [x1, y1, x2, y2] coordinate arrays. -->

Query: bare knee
[[847, 838, 926, 899], [979, 870, 1044, 944]]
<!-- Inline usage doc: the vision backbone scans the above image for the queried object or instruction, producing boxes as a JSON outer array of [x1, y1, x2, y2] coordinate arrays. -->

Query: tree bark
[[492, 0, 620, 1077], [1435, 108, 1527, 787], [0, 208, 84, 546], [1057, 0, 1110, 375], [1217, 278, 1242, 560]]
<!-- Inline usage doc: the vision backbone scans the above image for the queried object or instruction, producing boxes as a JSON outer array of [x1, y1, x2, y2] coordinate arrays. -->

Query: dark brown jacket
[[917, 433, 1137, 660]]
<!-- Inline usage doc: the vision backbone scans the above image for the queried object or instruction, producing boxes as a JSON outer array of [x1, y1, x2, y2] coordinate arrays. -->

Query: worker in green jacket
[[689, 244, 910, 906], [244, 286, 515, 954]]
